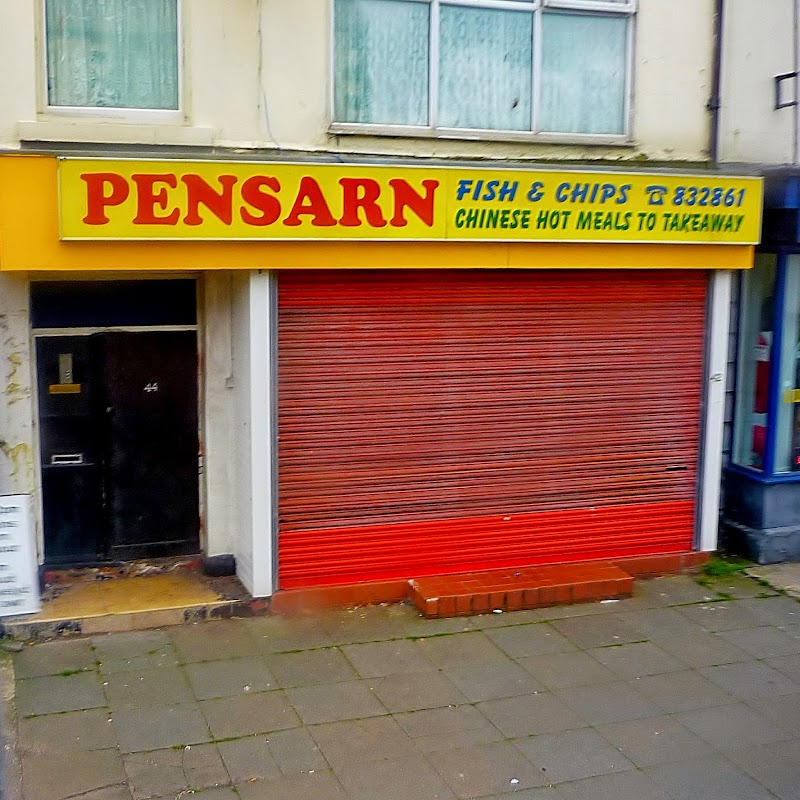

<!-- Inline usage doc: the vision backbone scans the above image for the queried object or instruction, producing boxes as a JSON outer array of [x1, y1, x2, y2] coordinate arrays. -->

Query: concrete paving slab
[[630, 669, 736, 713], [185, 656, 277, 699], [644, 754, 778, 800], [416, 631, 509, 667], [263, 727, 330, 774], [243, 616, 339, 653], [169, 620, 261, 662], [727, 739, 800, 800], [652, 630, 752, 668], [555, 770, 673, 800], [393, 705, 504, 753], [200, 690, 300, 739], [308, 716, 419, 768], [22, 749, 126, 800], [553, 680, 661, 725], [515, 651, 617, 689], [92, 630, 179, 675], [735, 690, 800, 733], [718, 624, 800, 658], [699, 660, 800, 699], [334, 754, 457, 800], [595, 714, 716, 767], [699, 573, 779, 599], [588, 641, 686, 679], [12, 639, 95, 679], [678, 602, 766, 632], [766, 652, 800, 681], [485, 623, 577, 658], [16, 672, 106, 716], [616, 607, 707, 640], [122, 743, 228, 799], [19, 707, 116, 754], [549, 615, 645, 650], [636, 575, 721, 606], [673, 702, 794, 750], [112, 703, 212, 753], [287, 679, 387, 724], [427, 741, 550, 798], [216, 735, 281, 784], [513, 727, 635, 783], [103, 665, 195, 709], [738, 595, 800, 626], [266, 648, 359, 688], [357, 670, 467, 713], [442, 658, 544, 701], [747, 562, 800, 598], [340, 639, 437, 678], [235, 769, 347, 800], [477, 692, 588, 737]]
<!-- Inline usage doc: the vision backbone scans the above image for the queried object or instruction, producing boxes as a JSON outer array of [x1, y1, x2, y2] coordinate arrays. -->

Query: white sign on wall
[[0, 495, 40, 616]]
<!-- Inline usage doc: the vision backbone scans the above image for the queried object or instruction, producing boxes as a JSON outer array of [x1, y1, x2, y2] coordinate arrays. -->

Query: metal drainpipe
[[708, 0, 725, 167], [794, 0, 800, 164]]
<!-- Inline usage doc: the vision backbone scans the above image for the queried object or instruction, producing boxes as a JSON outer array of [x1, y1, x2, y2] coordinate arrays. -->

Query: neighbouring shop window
[[44, 0, 179, 111], [733, 254, 776, 471], [775, 254, 800, 472], [333, 0, 633, 136]]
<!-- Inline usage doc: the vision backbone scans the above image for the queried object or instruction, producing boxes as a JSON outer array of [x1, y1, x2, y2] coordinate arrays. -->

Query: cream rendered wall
[[0, 276, 36, 503], [260, 0, 714, 163], [718, 0, 795, 164], [0, 2, 38, 146], [1, 0, 714, 163]]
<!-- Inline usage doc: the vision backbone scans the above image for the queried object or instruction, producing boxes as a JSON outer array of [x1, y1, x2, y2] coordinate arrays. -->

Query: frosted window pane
[[540, 12, 627, 134], [46, 0, 179, 110], [334, 0, 429, 126], [439, 6, 532, 131]]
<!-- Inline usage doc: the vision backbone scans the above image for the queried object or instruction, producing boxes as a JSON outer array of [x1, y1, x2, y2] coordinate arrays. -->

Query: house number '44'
[[144, 382, 159, 393]]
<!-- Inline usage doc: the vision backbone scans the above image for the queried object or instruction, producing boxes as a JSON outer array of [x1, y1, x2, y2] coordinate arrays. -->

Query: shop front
[[0, 154, 761, 598], [724, 171, 800, 563]]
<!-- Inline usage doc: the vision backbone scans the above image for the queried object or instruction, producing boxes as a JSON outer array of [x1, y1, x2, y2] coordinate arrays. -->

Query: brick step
[[408, 562, 634, 618]]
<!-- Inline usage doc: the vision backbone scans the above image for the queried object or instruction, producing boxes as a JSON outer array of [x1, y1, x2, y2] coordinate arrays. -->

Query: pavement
[[4, 571, 800, 800]]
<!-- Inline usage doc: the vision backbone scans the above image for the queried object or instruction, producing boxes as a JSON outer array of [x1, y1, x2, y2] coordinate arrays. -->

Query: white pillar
[[231, 270, 275, 597], [0, 274, 39, 559], [202, 272, 236, 557], [699, 269, 733, 552]]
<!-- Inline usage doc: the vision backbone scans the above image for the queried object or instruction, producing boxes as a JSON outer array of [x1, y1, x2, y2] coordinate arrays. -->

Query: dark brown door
[[98, 331, 200, 560], [38, 331, 200, 565]]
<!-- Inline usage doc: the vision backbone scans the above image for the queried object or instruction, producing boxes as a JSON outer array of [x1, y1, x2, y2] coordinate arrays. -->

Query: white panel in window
[[539, 11, 627, 134], [334, 0, 429, 126], [45, 0, 179, 110], [438, 5, 533, 131]]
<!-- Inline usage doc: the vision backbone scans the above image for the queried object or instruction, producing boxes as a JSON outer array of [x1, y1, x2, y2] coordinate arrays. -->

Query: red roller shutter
[[278, 270, 707, 589]]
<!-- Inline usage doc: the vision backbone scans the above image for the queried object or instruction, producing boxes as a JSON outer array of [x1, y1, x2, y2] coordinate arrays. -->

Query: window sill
[[18, 119, 216, 148], [328, 122, 634, 148]]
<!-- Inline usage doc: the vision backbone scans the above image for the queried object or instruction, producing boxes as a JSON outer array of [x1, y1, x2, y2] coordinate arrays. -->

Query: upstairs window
[[333, 0, 634, 138], [44, 0, 180, 112]]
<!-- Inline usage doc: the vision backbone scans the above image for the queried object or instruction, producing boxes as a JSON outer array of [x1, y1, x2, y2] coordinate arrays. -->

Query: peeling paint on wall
[[4, 350, 31, 405], [0, 440, 34, 493]]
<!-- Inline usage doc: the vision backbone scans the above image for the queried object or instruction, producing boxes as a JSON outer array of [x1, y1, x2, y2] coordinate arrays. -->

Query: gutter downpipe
[[708, 0, 724, 167], [794, 0, 800, 164]]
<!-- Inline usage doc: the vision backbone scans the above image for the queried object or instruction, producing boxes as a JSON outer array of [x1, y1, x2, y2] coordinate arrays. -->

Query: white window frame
[[39, 0, 185, 122], [329, 0, 636, 144]]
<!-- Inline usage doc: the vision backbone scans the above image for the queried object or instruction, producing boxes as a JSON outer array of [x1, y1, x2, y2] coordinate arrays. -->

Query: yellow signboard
[[57, 158, 762, 245]]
